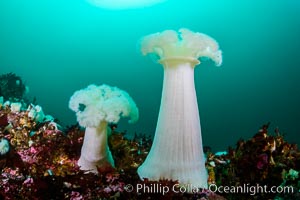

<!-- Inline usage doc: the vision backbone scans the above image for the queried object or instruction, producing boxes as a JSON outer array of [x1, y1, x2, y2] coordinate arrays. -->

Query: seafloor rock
[[207, 123, 300, 200]]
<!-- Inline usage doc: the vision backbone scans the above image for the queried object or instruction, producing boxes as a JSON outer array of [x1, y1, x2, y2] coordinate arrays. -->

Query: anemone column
[[138, 29, 222, 188], [77, 121, 113, 172]]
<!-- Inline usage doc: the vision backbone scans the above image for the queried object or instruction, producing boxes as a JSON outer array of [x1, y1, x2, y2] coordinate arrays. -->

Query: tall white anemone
[[137, 28, 222, 188]]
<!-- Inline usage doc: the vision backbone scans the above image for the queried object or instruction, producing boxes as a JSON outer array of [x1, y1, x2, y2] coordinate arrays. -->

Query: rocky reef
[[206, 123, 300, 199], [0, 73, 28, 102]]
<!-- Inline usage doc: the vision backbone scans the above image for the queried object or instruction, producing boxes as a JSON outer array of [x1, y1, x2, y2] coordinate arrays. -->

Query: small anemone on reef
[[0, 138, 10, 156], [69, 84, 139, 173]]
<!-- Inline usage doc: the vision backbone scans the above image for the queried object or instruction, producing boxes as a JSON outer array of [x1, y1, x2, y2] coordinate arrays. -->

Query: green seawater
[[0, 0, 299, 151]]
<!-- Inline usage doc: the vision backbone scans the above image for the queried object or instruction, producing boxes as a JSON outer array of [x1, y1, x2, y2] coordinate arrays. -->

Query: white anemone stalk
[[137, 28, 222, 188], [69, 84, 139, 173]]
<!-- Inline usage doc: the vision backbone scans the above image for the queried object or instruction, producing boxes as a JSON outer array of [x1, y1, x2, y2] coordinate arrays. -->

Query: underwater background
[[0, 0, 299, 151]]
